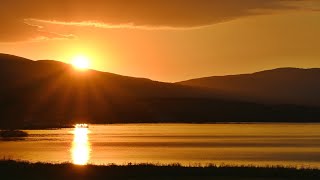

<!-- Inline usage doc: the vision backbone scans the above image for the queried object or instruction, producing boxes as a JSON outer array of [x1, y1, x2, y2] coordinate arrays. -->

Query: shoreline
[[3, 122, 320, 130], [0, 160, 319, 179]]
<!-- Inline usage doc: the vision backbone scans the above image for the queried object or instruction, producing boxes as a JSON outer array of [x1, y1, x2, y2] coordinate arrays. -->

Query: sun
[[71, 55, 90, 70]]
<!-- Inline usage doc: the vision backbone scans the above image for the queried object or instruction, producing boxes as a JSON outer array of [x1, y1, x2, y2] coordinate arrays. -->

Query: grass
[[0, 160, 319, 180]]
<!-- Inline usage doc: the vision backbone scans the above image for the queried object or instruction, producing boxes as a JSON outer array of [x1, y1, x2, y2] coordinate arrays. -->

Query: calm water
[[1, 124, 320, 168]]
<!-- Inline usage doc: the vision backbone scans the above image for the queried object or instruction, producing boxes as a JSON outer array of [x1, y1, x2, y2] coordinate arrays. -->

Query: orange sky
[[0, 0, 320, 82]]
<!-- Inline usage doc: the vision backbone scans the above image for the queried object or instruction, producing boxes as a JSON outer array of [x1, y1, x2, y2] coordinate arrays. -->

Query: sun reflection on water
[[71, 125, 91, 165]]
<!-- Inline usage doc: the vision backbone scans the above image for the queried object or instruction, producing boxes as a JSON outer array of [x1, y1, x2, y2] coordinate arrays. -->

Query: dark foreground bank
[[0, 160, 319, 180]]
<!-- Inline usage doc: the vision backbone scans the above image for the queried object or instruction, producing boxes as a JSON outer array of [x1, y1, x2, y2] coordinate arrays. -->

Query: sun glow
[[71, 55, 90, 70], [71, 125, 91, 165]]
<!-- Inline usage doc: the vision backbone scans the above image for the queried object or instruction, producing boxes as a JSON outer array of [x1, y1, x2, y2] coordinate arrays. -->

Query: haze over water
[[1, 124, 320, 168]]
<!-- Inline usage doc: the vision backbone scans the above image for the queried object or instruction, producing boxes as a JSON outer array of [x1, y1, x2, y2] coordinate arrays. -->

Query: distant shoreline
[[0, 160, 319, 180], [2, 122, 320, 130]]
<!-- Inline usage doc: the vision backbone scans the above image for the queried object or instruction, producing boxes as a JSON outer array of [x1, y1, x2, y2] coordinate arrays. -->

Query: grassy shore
[[0, 160, 319, 180]]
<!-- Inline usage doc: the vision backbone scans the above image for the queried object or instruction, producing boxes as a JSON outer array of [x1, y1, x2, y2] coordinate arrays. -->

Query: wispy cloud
[[0, 0, 319, 42], [24, 19, 213, 31]]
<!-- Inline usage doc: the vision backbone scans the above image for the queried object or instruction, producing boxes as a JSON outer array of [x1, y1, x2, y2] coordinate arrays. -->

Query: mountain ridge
[[178, 67, 320, 83], [178, 67, 320, 107], [1, 53, 320, 128]]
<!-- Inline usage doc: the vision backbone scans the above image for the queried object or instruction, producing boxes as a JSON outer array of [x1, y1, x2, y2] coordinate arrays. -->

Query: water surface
[[1, 123, 320, 168]]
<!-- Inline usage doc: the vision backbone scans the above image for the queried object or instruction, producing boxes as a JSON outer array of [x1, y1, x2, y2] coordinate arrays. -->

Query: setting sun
[[71, 55, 90, 70]]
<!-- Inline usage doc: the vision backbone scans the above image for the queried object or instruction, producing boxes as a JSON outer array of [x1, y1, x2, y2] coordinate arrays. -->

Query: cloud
[[24, 19, 206, 31], [0, 18, 74, 43], [0, 0, 319, 42]]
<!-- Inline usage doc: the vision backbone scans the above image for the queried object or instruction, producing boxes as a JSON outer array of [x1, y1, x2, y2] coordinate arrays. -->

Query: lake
[[1, 123, 320, 168]]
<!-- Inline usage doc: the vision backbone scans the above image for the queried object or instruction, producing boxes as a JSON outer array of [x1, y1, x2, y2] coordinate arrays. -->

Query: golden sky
[[0, 0, 320, 82]]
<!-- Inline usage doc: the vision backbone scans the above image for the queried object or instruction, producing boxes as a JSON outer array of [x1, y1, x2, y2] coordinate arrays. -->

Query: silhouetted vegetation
[[0, 160, 319, 180], [1, 53, 320, 129]]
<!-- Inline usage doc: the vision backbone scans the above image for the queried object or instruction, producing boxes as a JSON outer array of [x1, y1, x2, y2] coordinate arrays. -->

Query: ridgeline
[[1, 53, 320, 128]]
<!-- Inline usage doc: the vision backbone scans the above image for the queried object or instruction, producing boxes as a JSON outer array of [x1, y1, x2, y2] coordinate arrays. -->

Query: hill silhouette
[[178, 68, 320, 107], [0, 54, 320, 128]]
